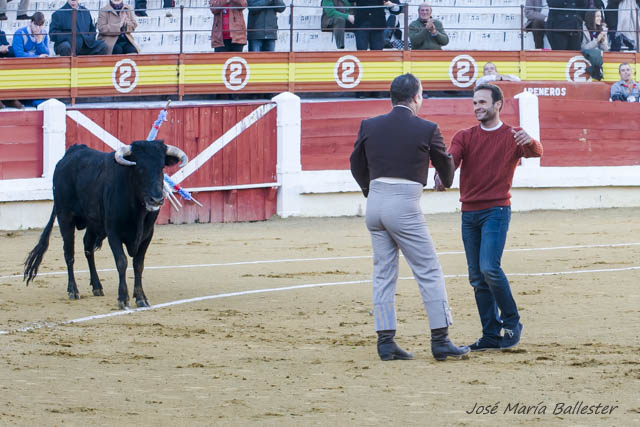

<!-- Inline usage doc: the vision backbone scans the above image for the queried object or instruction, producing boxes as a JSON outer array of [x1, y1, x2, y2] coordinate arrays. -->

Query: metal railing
[[1, 3, 639, 54]]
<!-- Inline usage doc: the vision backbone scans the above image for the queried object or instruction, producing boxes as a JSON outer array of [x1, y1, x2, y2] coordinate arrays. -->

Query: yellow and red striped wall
[[1, 51, 638, 102]]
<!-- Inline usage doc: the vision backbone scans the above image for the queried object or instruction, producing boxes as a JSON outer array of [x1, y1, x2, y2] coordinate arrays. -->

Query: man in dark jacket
[[50, 0, 108, 56], [546, 0, 587, 50], [247, 0, 285, 51], [352, 0, 393, 50], [350, 73, 470, 362]]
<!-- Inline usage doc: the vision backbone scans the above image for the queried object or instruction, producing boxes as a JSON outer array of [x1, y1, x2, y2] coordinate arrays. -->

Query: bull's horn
[[114, 145, 136, 166], [166, 145, 188, 168]]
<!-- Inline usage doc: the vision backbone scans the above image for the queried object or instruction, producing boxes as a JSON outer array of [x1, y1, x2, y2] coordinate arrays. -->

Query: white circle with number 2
[[223, 57, 250, 91], [565, 56, 592, 83], [334, 55, 362, 89], [448, 54, 478, 88], [112, 58, 139, 93]]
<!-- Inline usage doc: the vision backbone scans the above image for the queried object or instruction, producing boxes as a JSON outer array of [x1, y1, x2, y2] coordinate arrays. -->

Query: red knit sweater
[[449, 123, 543, 212]]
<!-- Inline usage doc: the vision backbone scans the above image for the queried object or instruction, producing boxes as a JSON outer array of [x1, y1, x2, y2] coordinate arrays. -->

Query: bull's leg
[[108, 237, 130, 310], [83, 231, 104, 296], [58, 216, 79, 300], [132, 235, 153, 308]]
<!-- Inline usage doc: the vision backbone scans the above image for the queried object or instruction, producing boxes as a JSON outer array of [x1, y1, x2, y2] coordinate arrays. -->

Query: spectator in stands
[[612, 0, 638, 50], [0, 27, 13, 57], [321, 0, 354, 49], [383, 0, 402, 48], [0, 0, 31, 21], [604, 0, 621, 45], [98, 0, 139, 54], [135, 0, 174, 18], [210, 0, 247, 52], [247, 0, 285, 51], [581, 10, 608, 50], [12, 12, 49, 57], [524, 0, 548, 49], [475, 62, 521, 86], [352, 0, 390, 50], [610, 62, 640, 101], [50, 0, 109, 56], [546, 0, 587, 51], [408, 3, 448, 50]]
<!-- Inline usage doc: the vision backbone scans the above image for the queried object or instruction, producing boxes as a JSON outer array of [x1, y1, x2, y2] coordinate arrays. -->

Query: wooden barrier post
[[39, 99, 67, 181], [515, 90, 541, 168], [274, 92, 301, 218]]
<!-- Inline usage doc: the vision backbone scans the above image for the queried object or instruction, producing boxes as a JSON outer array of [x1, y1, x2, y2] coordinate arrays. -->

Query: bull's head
[[114, 140, 188, 212]]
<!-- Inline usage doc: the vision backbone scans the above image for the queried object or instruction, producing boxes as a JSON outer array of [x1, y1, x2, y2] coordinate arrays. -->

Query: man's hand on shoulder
[[511, 128, 532, 146]]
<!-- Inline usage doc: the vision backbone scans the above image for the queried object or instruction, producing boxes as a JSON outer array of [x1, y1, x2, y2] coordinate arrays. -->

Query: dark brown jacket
[[350, 105, 454, 197]]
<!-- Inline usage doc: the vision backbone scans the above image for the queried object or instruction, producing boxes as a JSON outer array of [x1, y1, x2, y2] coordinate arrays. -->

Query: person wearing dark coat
[[352, 0, 389, 50], [546, 0, 588, 50], [0, 29, 14, 57], [247, 0, 285, 51], [350, 73, 470, 362], [49, 0, 108, 56]]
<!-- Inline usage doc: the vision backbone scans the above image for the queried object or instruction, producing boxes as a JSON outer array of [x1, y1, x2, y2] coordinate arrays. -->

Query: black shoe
[[377, 330, 413, 361], [469, 336, 502, 352], [0, 101, 5, 109], [135, 11, 148, 16], [16, 14, 32, 19], [500, 323, 523, 349], [0, 13, 7, 20], [431, 327, 470, 361]]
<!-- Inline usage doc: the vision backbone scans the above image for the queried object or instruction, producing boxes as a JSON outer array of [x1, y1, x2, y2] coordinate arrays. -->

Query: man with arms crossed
[[436, 84, 543, 351], [350, 73, 469, 362]]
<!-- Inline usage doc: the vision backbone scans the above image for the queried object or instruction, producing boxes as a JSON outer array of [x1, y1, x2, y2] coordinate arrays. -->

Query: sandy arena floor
[[0, 208, 639, 426]]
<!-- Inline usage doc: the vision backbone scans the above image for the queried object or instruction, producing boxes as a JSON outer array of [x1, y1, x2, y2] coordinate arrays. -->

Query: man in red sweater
[[437, 83, 543, 351]]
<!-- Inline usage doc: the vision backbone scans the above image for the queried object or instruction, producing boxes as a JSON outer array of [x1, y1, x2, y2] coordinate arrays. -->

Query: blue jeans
[[248, 39, 276, 52], [461, 206, 519, 342]]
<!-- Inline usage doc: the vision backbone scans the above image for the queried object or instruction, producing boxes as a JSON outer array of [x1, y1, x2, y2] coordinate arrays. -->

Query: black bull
[[24, 140, 188, 309]]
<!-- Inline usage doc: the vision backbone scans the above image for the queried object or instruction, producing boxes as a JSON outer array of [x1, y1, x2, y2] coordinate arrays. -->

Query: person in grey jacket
[[610, 62, 640, 101], [247, 0, 285, 51], [581, 9, 608, 51], [524, 0, 547, 49]]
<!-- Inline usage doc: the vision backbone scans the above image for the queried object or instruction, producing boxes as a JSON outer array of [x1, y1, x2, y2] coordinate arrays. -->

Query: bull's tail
[[24, 205, 57, 286]]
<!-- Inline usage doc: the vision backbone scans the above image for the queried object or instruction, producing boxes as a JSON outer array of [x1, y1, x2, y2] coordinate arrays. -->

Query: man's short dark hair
[[390, 73, 421, 105], [474, 83, 504, 110], [31, 12, 45, 26]]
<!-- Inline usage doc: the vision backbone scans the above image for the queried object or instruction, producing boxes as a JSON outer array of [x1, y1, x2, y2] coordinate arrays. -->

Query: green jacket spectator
[[321, 0, 354, 49], [408, 3, 448, 50]]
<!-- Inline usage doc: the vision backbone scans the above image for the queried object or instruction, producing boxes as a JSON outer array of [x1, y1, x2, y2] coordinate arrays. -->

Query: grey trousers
[[0, 0, 29, 15], [366, 180, 453, 331]]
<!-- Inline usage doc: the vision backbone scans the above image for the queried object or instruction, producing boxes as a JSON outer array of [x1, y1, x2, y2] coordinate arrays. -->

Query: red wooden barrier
[[65, 104, 277, 224], [538, 99, 640, 167], [0, 111, 43, 179], [300, 98, 520, 171]]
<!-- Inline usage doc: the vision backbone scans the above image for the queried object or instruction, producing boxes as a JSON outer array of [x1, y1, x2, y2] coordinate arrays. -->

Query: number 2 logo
[[566, 56, 592, 83], [112, 59, 139, 93], [334, 55, 362, 89], [222, 57, 250, 91], [449, 54, 478, 88]]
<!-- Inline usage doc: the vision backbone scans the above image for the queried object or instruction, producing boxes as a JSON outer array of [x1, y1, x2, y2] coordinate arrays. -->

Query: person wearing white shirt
[[475, 62, 521, 86]]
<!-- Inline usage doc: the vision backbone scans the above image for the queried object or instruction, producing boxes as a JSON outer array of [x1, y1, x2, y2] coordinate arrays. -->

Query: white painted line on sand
[[2, 242, 639, 281], [1, 265, 638, 336]]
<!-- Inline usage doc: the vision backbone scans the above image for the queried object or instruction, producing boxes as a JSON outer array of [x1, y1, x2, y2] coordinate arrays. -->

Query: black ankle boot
[[431, 327, 470, 361], [377, 330, 413, 361]]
